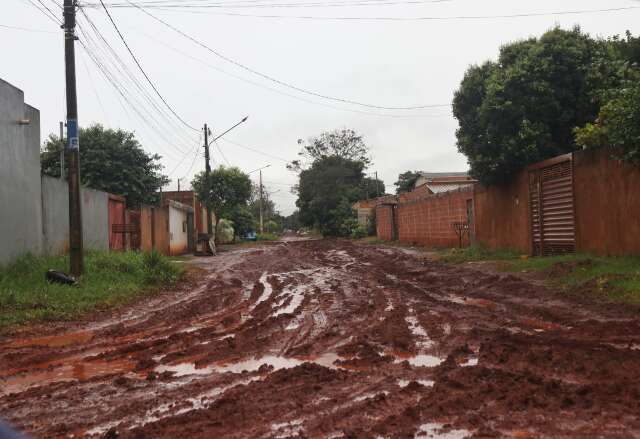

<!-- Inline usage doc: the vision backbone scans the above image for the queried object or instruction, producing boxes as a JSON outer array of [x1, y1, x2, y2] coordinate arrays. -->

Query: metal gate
[[529, 155, 576, 256]]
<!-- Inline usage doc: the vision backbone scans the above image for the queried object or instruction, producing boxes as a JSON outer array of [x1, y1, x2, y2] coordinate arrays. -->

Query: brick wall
[[396, 188, 473, 248], [376, 189, 473, 248], [376, 204, 395, 240]]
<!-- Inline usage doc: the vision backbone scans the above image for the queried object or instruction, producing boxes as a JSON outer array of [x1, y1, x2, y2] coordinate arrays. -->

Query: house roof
[[419, 172, 470, 179], [426, 183, 474, 194]]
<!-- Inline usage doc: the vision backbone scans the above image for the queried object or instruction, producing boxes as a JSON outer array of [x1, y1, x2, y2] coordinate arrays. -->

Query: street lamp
[[209, 116, 249, 145], [248, 164, 270, 175]]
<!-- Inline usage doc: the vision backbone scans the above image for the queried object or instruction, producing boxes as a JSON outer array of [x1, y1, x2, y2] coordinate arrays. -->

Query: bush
[[142, 250, 179, 285], [257, 232, 279, 241]]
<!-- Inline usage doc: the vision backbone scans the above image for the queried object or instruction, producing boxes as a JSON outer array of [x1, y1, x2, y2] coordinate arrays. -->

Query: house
[[139, 199, 194, 256], [162, 191, 210, 235]]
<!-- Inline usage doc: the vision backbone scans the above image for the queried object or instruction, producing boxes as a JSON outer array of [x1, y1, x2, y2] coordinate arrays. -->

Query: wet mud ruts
[[1, 240, 639, 438]]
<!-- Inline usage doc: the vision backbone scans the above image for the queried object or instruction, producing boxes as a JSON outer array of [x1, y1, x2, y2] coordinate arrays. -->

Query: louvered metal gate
[[529, 156, 576, 256]]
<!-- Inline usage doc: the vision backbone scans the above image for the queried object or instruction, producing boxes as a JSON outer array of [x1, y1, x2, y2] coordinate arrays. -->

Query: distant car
[[243, 231, 257, 241]]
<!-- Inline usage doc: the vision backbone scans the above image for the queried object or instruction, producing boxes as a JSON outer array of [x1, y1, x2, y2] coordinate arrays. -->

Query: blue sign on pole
[[67, 118, 79, 150]]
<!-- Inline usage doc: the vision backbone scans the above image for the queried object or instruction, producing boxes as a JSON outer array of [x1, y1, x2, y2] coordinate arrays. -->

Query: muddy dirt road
[[1, 240, 640, 438]]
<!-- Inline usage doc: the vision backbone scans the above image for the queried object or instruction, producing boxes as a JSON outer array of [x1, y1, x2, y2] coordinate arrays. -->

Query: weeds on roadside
[[440, 245, 640, 304], [0, 251, 182, 329]]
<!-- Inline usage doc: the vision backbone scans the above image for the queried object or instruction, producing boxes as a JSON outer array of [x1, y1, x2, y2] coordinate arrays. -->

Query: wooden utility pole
[[64, 0, 83, 276], [375, 171, 380, 197], [203, 123, 213, 235], [259, 169, 264, 233], [59, 121, 64, 179]]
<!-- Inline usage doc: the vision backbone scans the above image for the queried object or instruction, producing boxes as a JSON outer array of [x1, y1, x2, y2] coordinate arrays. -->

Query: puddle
[[406, 315, 434, 350], [393, 353, 443, 368], [3, 331, 94, 348], [460, 357, 478, 367], [415, 422, 471, 438], [1, 358, 135, 395], [272, 419, 304, 438], [398, 379, 434, 388], [354, 391, 389, 402], [154, 353, 345, 378]]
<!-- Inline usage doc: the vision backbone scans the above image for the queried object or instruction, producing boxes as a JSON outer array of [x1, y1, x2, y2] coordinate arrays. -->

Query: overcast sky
[[3, 0, 639, 214]]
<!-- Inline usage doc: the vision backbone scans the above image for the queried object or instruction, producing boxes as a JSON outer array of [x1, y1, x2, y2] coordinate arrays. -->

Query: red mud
[[1, 240, 639, 438]]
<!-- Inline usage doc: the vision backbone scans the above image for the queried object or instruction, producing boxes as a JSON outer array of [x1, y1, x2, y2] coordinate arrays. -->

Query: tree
[[575, 82, 640, 163], [453, 27, 611, 185], [40, 124, 168, 206], [228, 205, 255, 240], [394, 171, 421, 194], [296, 156, 365, 236], [362, 177, 385, 198], [191, 166, 252, 242], [288, 129, 371, 171]]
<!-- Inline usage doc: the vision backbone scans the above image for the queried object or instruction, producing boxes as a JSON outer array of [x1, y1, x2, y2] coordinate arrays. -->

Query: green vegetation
[[257, 232, 279, 241], [291, 129, 383, 237], [41, 124, 168, 207], [441, 245, 640, 303], [0, 250, 182, 329], [453, 27, 640, 185]]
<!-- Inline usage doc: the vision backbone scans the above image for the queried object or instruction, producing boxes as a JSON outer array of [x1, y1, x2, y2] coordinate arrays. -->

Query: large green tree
[[452, 27, 636, 185], [191, 166, 252, 241], [296, 156, 366, 236], [40, 124, 168, 206], [394, 171, 421, 194], [289, 128, 371, 171]]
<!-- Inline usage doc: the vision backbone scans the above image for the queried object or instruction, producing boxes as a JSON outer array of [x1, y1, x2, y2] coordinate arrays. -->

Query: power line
[[0, 23, 57, 33], [130, 5, 640, 20], [94, 0, 200, 132], [77, 10, 199, 151], [123, 0, 451, 111], [127, 27, 452, 118], [23, 0, 62, 25], [219, 138, 292, 163], [86, 0, 454, 9]]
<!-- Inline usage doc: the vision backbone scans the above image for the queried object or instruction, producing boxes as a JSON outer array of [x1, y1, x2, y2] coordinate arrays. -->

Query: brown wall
[[474, 148, 640, 256], [396, 188, 473, 248], [376, 205, 395, 240], [473, 171, 531, 254], [574, 149, 640, 256], [139, 206, 170, 255]]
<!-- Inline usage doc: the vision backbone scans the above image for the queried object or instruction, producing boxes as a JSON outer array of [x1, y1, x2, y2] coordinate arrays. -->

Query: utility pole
[[203, 123, 213, 235], [375, 171, 380, 197], [259, 169, 264, 233], [177, 178, 181, 192], [64, 0, 83, 276], [59, 122, 65, 179]]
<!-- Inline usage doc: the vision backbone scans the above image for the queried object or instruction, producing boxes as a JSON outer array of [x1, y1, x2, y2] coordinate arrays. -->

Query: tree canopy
[[453, 27, 640, 185], [394, 171, 422, 194], [289, 129, 371, 171], [40, 124, 168, 206], [191, 166, 252, 241]]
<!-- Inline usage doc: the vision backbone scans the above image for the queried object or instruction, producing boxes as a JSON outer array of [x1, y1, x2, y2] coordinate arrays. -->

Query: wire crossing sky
[[5, 0, 640, 214]]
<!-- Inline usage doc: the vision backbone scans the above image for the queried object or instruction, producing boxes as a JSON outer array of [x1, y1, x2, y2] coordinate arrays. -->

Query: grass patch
[[256, 232, 280, 241], [0, 250, 182, 330], [440, 245, 640, 304]]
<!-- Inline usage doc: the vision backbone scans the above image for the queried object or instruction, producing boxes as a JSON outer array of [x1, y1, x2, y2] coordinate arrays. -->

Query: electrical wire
[[124, 27, 453, 118], [77, 10, 199, 151], [85, 0, 454, 9], [145, 5, 640, 20], [123, 0, 451, 111], [0, 23, 57, 33], [219, 138, 292, 163], [24, 0, 62, 25], [95, 0, 200, 132]]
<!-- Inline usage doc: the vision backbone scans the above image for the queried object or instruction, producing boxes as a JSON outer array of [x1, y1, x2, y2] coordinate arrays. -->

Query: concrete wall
[[168, 204, 189, 256], [0, 79, 43, 265], [41, 176, 109, 255]]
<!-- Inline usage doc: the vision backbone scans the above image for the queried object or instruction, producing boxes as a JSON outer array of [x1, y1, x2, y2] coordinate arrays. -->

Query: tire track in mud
[[1, 240, 640, 438]]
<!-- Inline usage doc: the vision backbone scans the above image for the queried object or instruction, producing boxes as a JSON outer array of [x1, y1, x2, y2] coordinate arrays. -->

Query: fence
[[376, 187, 473, 248], [474, 148, 640, 256]]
